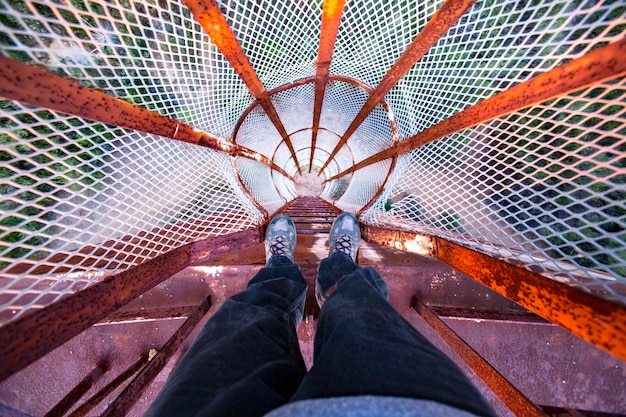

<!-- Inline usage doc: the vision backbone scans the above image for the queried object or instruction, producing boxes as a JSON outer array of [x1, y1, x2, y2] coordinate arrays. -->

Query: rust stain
[[319, 0, 477, 173], [331, 38, 626, 178], [435, 237, 626, 361], [0, 57, 290, 178], [182, 0, 300, 172]]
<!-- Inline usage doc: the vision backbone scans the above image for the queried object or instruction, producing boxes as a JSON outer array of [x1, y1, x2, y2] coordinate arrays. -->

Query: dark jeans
[[144, 254, 496, 417]]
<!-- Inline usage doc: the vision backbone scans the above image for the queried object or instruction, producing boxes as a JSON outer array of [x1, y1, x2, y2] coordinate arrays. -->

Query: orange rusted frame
[[320, 0, 477, 173], [183, 0, 300, 173], [415, 303, 546, 417], [332, 38, 626, 178], [311, 0, 346, 172], [435, 237, 626, 362], [0, 57, 293, 180]]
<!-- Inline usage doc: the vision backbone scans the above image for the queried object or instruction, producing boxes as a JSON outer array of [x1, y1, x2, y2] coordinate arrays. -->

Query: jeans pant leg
[[292, 253, 497, 417], [144, 256, 307, 417]]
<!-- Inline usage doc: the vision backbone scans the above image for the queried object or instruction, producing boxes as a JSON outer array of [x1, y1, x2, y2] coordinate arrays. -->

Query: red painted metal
[[0, 227, 263, 383], [0, 57, 291, 178], [182, 0, 300, 172], [435, 237, 626, 362], [68, 355, 149, 417], [331, 38, 626, 178], [44, 361, 109, 417], [311, 0, 346, 172], [415, 302, 547, 417], [102, 297, 211, 416], [319, 0, 477, 173]]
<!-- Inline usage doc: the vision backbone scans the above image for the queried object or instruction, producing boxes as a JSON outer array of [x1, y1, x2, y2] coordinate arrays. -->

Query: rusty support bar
[[310, 0, 345, 172], [360, 224, 434, 255], [44, 361, 109, 417], [0, 57, 292, 179], [102, 297, 211, 416], [319, 0, 476, 173], [182, 0, 300, 173], [97, 307, 197, 325], [69, 355, 149, 417], [414, 302, 546, 417], [330, 38, 626, 179], [232, 75, 386, 145], [434, 237, 626, 361], [0, 227, 263, 383]]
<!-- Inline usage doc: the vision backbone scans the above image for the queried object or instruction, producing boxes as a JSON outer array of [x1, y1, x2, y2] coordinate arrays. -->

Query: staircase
[[0, 197, 624, 416]]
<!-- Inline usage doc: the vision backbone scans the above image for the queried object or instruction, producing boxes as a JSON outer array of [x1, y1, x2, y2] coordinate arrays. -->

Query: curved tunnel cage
[[0, 0, 625, 412]]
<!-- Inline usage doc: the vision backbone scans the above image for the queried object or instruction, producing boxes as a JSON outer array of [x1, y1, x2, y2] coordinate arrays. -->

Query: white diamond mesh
[[0, 0, 625, 323], [363, 78, 626, 303], [0, 103, 263, 323]]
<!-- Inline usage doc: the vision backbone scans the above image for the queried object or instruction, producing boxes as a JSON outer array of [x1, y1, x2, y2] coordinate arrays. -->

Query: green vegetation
[[0, 101, 113, 265]]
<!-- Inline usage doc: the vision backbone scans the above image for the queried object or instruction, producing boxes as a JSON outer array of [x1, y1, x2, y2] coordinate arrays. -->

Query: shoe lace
[[334, 234, 353, 256], [270, 235, 289, 257]]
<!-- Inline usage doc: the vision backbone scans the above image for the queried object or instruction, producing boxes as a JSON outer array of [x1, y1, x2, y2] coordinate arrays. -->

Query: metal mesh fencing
[[0, 102, 263, 323], [362, 76, 626, 303], [1, 0, 625, 324]]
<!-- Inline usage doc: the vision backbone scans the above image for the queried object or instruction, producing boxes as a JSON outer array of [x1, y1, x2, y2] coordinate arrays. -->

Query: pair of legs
[[144, 214, 496, 417]]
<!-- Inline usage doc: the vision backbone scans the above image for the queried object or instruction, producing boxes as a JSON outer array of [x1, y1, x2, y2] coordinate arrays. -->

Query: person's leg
[[292, 214, 496, 417], [145, 216, 307, 417]]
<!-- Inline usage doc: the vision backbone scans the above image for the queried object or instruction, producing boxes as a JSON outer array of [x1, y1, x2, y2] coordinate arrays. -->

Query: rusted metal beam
[[102, 297, 211, 417], [97, 307, 197, 325], [68, 355, 149, 417], [0, 227, 262, 383], [310, 0, 346, 172], [2, 210, 262, 276], [413, 302, 546, 416], [319, 0, 477, 173], [330, 38, 626, 178], [44, 361, 109, 417], [0, 57, 291, 179], [182, 0, 300, 173], [434, 237, 626, 362]]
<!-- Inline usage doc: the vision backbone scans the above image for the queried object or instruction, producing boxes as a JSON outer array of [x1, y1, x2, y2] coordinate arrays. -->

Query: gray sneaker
[[264, 214, 297, 263], [328, 212, 361, 261]]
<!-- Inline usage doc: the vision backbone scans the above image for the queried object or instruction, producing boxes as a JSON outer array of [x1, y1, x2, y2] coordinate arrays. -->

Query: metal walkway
[[0, 198, 623, 416]]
